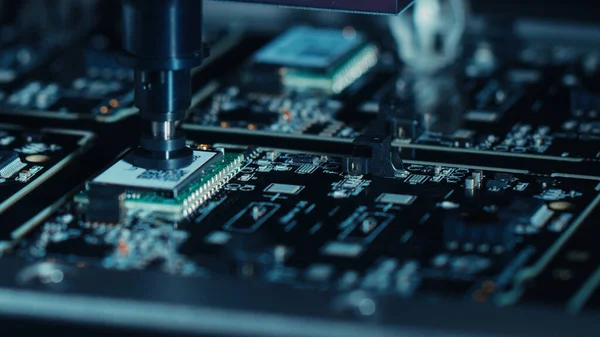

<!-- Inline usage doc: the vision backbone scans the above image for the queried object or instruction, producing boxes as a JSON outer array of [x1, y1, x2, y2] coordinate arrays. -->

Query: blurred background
[[0, 1, 595, 37]]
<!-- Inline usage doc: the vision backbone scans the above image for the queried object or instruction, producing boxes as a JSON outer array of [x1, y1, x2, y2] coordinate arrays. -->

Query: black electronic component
[[486, 180, 508, 191], [84, 184, 125, 224], [343, 134, 403, 178], [494, 173, 514, 182]]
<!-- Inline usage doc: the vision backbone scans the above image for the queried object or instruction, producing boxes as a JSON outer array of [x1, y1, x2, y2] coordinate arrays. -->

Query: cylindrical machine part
[[135, 70, 192, 122], [120, 0, 206, 71], [151, 121, 176, 140], [119, 0, 208, 170]]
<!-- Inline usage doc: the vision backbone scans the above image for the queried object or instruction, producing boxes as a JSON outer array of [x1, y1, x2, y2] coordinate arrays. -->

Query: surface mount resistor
[[465, 177, 476, 190], [472, 170, 483, 187]]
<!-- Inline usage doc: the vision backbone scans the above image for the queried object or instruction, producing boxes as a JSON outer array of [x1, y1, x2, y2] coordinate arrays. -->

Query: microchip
[[248, 26, 378, 93], [0, 151, 25, 179], [264, 183, 304, 195], [82, 150, 245, 220], [486, 180, 507, 191], [92, 150, 220, 197], [495, 173, 514, 182], [377, 193, 416, 205]]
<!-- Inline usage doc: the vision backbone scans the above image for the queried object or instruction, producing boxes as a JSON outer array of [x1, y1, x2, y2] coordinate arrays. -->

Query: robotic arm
[[118, 0, 414, 170]]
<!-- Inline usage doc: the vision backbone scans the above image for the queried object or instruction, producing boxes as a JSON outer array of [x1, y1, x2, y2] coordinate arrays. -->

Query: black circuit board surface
[[185, 31, 600, 173], [357, 41, 600, 172], [0, 19, 597, 331], [375, 66, 600, 160], [186, 70, 386, 141], [0, 33, 136, 122], [0, 124, 92, 247], [13, 147, 600, 310], [188, 86, 369, 139], [0, 27, 241, 122]]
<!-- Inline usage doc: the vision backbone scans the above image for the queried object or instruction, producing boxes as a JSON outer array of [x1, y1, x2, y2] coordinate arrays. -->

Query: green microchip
[[77, 152, 245, 220], [250, 26, 379, 93]]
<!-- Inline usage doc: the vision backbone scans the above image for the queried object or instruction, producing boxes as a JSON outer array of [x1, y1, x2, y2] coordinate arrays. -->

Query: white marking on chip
[[321, 241, 363, 258], [264, 183, 304, 195], [377, 193, 416, 205], [204, 231, 231, 245], [93, 150, 217, 191]]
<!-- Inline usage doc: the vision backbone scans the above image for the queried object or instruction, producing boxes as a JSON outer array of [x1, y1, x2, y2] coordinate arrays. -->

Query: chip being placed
[[93, 150, 219, 197], [81, 150, 245, 220]]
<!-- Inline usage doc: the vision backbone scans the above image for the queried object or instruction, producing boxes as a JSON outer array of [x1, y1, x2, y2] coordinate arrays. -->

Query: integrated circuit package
[[248, 26, 379, 93], [81, 149, 244, 221]]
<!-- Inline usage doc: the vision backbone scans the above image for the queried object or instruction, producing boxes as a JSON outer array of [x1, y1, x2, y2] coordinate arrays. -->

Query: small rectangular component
[[464, 110, 500, 123], [548, 213, 574, 232], [530, 205, 554, 228], [321, 241, 364, 258], [514, 182, 529, 191], [487, 180, 507, 191], [204, 231, 232, 245], [249, 26, 378, 93], [292, 155, 317, 164], [451, 129, 476, 140], [495, 173, 514, 182], [305, 264, 335, 282], [376, 193, 416, 205], [92, 150, 219, 197], [264, 183, 304, 195]]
